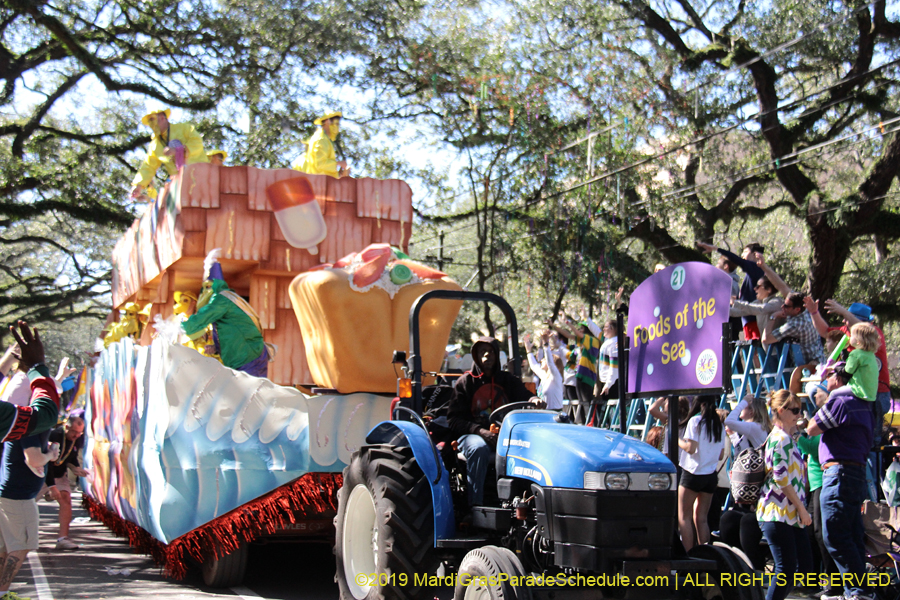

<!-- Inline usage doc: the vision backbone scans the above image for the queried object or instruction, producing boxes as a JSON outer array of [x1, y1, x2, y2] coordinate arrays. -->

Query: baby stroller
[[863, 501, 900, 600]]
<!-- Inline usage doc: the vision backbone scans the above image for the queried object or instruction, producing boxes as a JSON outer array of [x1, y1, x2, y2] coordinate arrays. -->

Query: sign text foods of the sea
[[627, 263, 732, 396]]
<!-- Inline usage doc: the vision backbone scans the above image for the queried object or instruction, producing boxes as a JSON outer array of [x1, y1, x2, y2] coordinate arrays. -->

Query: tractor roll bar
[[408, 290, 521, 415]]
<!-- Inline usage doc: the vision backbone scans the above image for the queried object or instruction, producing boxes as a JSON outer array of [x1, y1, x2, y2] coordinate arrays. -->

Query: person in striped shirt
[[757, 390, 812, 600]]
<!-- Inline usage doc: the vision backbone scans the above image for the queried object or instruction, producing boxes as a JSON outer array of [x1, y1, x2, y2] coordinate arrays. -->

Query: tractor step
[[435, 537, 491, 549]]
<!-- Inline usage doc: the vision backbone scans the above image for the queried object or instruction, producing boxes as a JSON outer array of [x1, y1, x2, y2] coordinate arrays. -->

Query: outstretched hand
[[695, 241, 716, 254], [8, 321, 44, 369], [803, 296, 818, 313], [55, 357, 77, 382]]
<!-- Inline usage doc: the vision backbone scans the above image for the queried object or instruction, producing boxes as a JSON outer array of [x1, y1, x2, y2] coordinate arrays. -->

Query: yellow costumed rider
[[130, 108, 209, 200], [207, 149, 227, 167], [292, 110, 350, 178], [173, 291, 218, 358], [181, 249, 271, 377]]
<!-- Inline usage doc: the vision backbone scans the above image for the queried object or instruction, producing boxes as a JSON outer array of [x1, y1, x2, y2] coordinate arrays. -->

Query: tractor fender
[[366, 421, 455, 541]]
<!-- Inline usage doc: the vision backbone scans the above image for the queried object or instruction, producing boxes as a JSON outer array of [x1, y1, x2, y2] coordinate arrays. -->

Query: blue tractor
[[334, 291, 760, 600]]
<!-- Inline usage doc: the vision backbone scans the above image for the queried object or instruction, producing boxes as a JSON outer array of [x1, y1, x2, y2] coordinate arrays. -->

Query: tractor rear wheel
[[335, 445, 438, 600]]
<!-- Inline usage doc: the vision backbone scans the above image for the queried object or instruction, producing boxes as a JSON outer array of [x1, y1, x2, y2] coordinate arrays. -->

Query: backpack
[[730, 440, 766, 505]]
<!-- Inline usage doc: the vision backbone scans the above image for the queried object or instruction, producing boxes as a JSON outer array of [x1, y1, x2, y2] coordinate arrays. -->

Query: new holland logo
[[512, 466, 542, 481]]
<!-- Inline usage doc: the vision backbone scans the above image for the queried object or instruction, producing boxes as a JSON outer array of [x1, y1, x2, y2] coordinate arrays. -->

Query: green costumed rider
[[181, 249, 272, 377]]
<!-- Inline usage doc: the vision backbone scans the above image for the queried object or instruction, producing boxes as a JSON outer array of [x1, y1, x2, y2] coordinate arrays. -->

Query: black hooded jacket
[[447, 337, 533, 437]]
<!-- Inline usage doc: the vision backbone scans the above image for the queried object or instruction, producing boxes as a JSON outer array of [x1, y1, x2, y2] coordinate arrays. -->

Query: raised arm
[[803, 296, 831, 337], [725, 397, 761, 439], [823, 299, 860, 327], [756, 256, 791, 297]]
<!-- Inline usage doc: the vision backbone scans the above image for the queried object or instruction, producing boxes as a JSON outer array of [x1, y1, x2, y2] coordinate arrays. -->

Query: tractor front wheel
[[335, 445, 438, 600], [453, 545, 532, 600]]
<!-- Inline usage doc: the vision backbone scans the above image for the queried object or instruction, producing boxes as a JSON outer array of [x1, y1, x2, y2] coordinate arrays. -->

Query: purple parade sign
[[627, 262, 733, 397]]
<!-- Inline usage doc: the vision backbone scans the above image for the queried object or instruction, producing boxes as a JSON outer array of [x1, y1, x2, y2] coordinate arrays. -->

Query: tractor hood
[[496, 411, 675, 489]]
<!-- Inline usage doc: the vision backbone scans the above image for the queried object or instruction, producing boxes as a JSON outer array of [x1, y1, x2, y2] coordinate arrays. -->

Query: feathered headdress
[[204, 248, 224, 281]]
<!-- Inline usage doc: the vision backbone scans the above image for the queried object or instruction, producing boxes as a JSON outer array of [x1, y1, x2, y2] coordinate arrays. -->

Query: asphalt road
[[10, 494, 340, 600]]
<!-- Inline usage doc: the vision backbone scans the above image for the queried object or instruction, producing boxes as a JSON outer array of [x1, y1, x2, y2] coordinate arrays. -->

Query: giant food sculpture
[[85, 164, 461, 582]]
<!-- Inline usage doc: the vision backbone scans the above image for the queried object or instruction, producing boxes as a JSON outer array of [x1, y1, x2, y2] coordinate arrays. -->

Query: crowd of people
[[442, 239, 892, 600], [0, 323, 87, 600]]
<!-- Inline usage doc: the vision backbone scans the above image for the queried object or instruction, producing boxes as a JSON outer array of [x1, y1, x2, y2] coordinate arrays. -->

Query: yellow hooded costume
[[131, 109, 209, 189], [293, 110, 342, 178]]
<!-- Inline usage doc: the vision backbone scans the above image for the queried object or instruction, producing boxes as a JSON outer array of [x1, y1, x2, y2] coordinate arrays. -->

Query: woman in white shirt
[[677, 394, 725, 550], [718, 394, 772, 569], [524, 332, 564, 411]]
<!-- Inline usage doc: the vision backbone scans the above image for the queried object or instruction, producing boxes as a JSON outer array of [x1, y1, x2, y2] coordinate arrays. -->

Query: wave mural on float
[[83, 337, 392, 544]]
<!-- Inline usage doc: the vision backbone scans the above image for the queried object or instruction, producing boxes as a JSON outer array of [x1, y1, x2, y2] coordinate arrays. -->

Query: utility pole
[[425, 229, 452, 271]]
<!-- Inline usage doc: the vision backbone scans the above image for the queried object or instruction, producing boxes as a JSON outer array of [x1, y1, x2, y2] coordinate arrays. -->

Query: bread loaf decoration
[[289, 243, 462, 393]]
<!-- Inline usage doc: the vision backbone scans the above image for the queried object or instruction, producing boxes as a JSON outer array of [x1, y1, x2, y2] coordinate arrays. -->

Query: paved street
[[9, 494, 339, 600]]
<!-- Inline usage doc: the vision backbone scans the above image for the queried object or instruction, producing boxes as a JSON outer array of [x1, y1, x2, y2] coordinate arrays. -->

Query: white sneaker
[[54, 537, 78, 550]]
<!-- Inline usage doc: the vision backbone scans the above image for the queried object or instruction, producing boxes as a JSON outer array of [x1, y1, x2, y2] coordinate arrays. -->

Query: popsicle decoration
[[265, 177, 328, 255]]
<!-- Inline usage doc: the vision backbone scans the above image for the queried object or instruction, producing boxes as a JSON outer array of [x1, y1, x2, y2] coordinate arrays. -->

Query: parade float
[[81, 162, 462, 585]]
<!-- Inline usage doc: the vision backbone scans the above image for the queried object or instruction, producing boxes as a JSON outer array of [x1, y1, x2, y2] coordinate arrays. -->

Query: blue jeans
[[457, 434, 492, 506], [759, 521, 813, 600], [821, 464, 868, 597]]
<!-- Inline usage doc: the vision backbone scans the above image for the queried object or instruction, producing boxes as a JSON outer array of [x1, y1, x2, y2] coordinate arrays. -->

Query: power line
[[656, 116, 900, 204]]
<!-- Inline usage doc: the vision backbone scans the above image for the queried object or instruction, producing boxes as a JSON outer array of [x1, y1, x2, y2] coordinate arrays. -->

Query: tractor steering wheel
[[489, 400, 538, 425]]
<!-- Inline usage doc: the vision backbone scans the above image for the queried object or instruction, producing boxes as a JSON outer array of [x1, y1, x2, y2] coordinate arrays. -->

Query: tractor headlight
[[604, 472, 630, 491], [648, 473, 672, 491]]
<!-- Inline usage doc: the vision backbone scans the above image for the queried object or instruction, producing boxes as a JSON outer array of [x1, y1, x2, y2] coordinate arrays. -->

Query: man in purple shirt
[[807, 363, 874, 600]]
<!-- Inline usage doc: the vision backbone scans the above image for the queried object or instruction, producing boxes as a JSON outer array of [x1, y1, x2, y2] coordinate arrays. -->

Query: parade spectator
[[725, 395, 772, 453], [717, 255, 743, 340], [649, 396, 691, 458], [130, 108, 208, 199], [800, 382, 839, 598], [582, 319, 618, 425], [729, 277, 783, 346], [805, 299, 890, 426], [718, 395, 771, 570], [807, 363, 874, 600], [757, 390, 812, 600], [549, 319, 599, 424], [0, 427, 59, 599], [43, 409, 89, 551], [677, 394, 725, 551], [709, 409, 732, 532], [696, 241, 765, 340], [824, 329, 847, 358], [1, 356, 75, 407], [825, 323, 880, 402], [770, 292, 825, 365], [447, 337, 537, 507], [0, 323, 63, 445], [524, 332, 563, 411]]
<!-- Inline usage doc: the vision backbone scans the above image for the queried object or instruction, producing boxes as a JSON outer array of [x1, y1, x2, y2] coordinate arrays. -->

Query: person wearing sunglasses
[[757, 390, 813, 600], [806, 363, 875, 600], [730, 277, 784, 347]]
